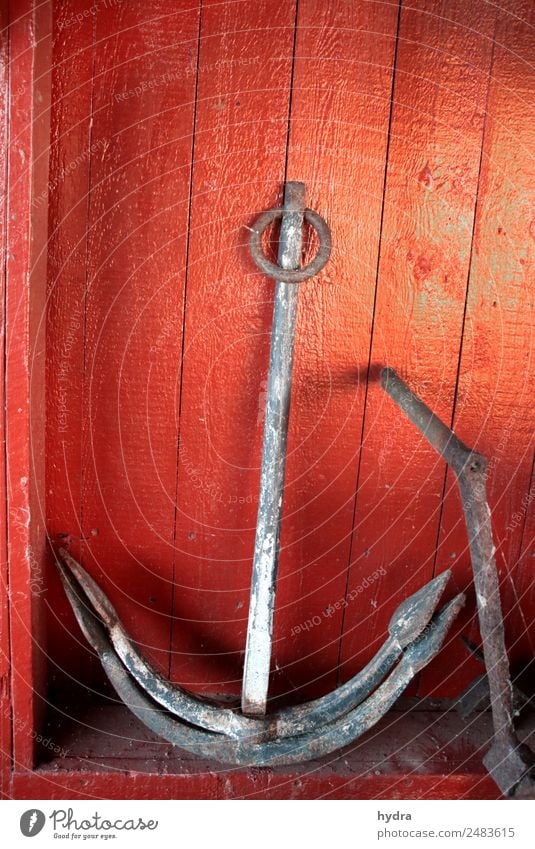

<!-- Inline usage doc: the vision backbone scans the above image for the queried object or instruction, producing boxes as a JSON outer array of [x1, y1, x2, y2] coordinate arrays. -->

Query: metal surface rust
[[381, 367, 535, 798], [54, 192, 466, 768], [248, 197, 331, 284], [242, 181, 307, 716], [57, 549, 464, 765]]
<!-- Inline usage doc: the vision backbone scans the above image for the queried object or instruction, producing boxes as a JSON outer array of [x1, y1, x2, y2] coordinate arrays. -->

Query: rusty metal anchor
[[57, 547, 456, 743], [55, 185, 464, 766], [57, 550, 462, 764]]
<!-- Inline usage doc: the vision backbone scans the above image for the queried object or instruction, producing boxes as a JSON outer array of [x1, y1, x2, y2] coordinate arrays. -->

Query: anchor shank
[[242, 182, 305, 716]]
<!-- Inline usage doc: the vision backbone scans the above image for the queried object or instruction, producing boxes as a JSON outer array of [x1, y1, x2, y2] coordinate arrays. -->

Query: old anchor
[[56, 183, 464, 766]]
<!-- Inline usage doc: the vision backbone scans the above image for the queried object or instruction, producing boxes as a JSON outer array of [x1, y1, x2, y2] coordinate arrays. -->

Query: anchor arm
[[57, 549, 452, 741], [274, 568, 453, 735], [58, 551, 464, 765]]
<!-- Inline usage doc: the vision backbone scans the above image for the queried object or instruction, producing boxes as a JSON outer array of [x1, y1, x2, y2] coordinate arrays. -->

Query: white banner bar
[[2, 799, 534, 848]]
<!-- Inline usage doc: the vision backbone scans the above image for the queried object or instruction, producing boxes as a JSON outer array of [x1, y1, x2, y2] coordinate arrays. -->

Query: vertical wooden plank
[[270, 0, 401, 701], [339, 0, 497, 687], [80, 2, 200, 674], [41, 0, 535, 724], [422, 0, 535, 694], [0, 0, 11, 797], [5, 0, 52, 769], [170, 0, 297, 693], [45, 0, 95, 685]]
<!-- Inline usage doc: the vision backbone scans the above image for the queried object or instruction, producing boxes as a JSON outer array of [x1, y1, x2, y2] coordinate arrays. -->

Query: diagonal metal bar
[[242, 181, 306, 716], [381, 366, 535, 798]]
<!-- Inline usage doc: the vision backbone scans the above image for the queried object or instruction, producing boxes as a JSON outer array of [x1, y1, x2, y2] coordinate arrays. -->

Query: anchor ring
[[249, 206, 331, 283]]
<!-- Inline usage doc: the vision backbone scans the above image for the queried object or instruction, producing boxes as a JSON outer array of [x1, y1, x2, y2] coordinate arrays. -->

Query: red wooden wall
[[1, 0, 534, 799], [0, 0, 10, 799], [44, 0, 535, 702], [2, 0, 52, 783]]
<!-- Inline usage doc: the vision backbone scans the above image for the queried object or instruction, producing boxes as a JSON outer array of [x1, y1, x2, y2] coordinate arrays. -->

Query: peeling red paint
[[2, 0, 534, 798]]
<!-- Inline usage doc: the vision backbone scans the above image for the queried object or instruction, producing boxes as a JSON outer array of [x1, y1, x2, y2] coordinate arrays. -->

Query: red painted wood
[[271, 0, 400, 700], [45, 0, 95, 687], [12, 768, 500, 800], [4, 0, 531, 801], [339, 0, 497, 692], [0, 0, 11, 798], [5, 0, 52, 771], [422, 0, 535, 694], [13, 702, 507, 799], [75, 1, 200, 678], [169, 0, 298, 692]]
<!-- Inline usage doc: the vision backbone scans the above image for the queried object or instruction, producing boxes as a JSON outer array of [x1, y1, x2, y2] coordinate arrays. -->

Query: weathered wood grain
[[18, 699, 513, 799], [169, 0, 298, 693], [79, 1, 201, 676], [0, 0, 11, 797], [38, 0, 535, 727], [5, 0, 52, 770], [45, 0, 96, 689], [270, 0, 401, 701], [421, 0, 535, 694]]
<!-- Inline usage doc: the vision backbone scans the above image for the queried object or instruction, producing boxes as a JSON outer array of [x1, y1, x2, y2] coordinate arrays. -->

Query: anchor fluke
[[56, 548, 464, 766], [387, 569, 452, 647]]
